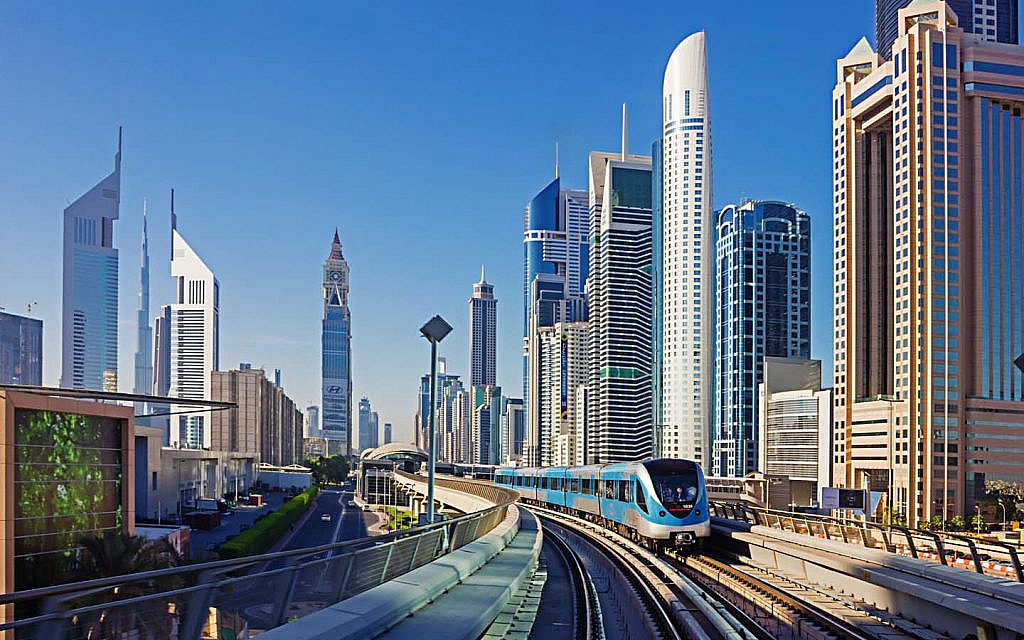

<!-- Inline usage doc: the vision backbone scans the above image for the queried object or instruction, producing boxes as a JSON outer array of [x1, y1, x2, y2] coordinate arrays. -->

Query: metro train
[[494, 458, 710, 551]]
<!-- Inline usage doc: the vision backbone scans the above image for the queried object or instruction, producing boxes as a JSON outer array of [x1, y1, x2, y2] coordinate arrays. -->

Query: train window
[[625, 479, 633, 502], [617, 480, 627, 502], [635, 478, 648, 513]]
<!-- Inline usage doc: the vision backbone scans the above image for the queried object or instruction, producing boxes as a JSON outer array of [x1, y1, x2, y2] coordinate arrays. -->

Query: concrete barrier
[[258, 504, 535, 640]]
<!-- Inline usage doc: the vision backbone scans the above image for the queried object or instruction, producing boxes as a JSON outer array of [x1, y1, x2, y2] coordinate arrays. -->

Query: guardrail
[[710, 501, 1024, 583], [2, 484, 517, 640]]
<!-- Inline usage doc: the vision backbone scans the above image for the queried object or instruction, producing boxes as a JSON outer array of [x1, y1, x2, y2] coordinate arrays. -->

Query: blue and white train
[[495, 458, 710, 551]]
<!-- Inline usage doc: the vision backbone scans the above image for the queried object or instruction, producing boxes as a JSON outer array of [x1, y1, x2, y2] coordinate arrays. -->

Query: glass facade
[[0, 312, 42, 385], [876, 0, 1018, 59]]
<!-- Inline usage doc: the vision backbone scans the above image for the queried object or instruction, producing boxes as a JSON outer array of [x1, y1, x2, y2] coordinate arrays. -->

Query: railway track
[[541, 521, 602, 640], [531, 506, 760, 640]]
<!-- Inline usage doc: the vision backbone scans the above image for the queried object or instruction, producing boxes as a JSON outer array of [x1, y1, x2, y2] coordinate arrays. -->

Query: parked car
[[320, 513, 332, 522]]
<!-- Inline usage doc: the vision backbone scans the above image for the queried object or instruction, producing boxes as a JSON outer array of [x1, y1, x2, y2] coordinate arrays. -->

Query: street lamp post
[[999, 500, 1007, 530], [420, 315, 453, 524]]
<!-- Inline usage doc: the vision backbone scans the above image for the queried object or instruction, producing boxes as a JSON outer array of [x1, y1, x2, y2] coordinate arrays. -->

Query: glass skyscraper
[[322, 230, 352, 456], [61, 130, 121, 391], [834, 0, 1024, 524], [876, 0, 1018, 59], [713, 200, 810, 477], [0, 312, 42, 386]]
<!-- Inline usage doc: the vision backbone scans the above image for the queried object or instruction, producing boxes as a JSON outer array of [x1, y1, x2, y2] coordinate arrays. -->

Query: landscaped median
[[219, 486, 319, 559]]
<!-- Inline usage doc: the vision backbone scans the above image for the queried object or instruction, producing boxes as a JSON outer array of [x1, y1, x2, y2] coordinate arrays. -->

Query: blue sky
[[0, 1, 874, 443]]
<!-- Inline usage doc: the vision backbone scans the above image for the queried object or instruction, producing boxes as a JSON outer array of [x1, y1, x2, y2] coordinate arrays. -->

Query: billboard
[[821, 487, 866, 510]]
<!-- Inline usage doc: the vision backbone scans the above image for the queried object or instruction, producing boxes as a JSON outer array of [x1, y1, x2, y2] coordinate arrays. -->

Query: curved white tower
[[660, 31, 712, 466]]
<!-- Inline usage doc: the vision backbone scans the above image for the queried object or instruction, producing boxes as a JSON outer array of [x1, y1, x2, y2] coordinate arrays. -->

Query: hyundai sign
[[821, 487, 866, 510]]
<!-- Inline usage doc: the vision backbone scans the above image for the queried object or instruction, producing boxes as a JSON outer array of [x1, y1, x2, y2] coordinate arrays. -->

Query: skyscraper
[[322, 230, 353, 456], [876, 0, 1018, 59], [383, 422, 392, 445], [586, 107, 655, 463], [358, 397, 373, 452], [523, 176, 589, 465], [0, 312, 42, 385], [370, 411, 380, 449], [537, 321, 588, 466], [469, 267, 497, 387], [305, 405, 320, 438], [713, 200, 811, 477], [833, 0, 1024, 524], [471, 384, 502, 464], [502, 397, 525, 464], [168, 195, 220, 449], [657, 32, 713, 464], [417, 357, 461, 452], [61, 129, 121, 391], [133, 202, 153, 418]]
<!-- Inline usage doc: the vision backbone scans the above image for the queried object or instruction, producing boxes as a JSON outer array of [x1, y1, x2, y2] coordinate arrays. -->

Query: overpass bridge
[[5, 478, 1024, 640]]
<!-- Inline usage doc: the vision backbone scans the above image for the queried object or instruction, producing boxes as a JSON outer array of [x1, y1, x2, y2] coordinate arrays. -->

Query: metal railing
[[2, 487, 516, 640], [710, 501, 1024, 583]]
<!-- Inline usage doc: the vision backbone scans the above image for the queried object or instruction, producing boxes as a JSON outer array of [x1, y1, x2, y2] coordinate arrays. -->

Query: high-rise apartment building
[[469, 268, 497, 387], [167, 200, 219, 449], [438, 372, 467, 462], [586, 110, 655, 463], [322, 230, 352, 456], [502, 397, 525, 464], [877, 0, 1018, 59], [656, 32, 713, 464], [305, 405, 320, 438], [713, 201, 810, 477], [471, 384, 502, 464], [523, 176, 589, 464], [61, 130, 121, 392], [833, 0, 1024, 524], [417, 358, 462, 452], [0, 312, 42, 385], [537, 321, 588, 466], [133, 204, 153, 418], [358, 396, 373, 452], [210, 368, 303, 466]]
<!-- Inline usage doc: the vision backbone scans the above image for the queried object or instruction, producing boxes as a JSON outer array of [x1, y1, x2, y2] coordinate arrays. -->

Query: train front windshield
[[644, 460, 700, 517]]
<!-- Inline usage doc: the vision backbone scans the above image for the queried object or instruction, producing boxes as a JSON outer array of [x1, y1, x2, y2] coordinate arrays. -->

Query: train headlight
[[695, 509, 701, 516], [658, 510, 666, 517]]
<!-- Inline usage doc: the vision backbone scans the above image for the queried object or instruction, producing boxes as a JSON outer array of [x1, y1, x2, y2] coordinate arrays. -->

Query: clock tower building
[[322, 229, 352, 456]]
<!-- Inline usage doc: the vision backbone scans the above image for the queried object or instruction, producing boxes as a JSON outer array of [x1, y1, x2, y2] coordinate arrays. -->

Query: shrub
[[219, 486, 318, 558]]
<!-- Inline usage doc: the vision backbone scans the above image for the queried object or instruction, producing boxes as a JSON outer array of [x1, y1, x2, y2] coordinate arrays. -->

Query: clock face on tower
[[328, 271, 343, 282]]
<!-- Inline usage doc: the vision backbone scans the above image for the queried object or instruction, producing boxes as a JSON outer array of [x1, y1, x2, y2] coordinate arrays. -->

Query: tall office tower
[[370, 411, 380, 449], [133, 203, 153, 419], [383, 422, 392, 444], [152, 305, 172, 440], [61, 129, 121, 391], [438, 373, 467, 462], [471, 385, 502, 464], [523, 174, 589, 465], [877, 0, 1018, 59], [358, 397, 372, 452], [537, 321, 588, 466], [469, 267, 498, 387], [322, 230, 353, 456], [305, 405, 320, 438], [502, 397, 525, 464], [417, 357, 462, 451], [0, 312, 42, 385], [834, 1, 1024, 525], [713, 201, 811, 477], [168, 197, 219, 449], [657, 32, 713, 464], [452, 387, 472, 462], [586, 107, 655, 463]]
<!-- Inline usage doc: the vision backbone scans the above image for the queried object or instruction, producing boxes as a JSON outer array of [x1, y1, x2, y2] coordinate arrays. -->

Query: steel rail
[[540, 521, 600, 640], [537, 513, 686, 640]]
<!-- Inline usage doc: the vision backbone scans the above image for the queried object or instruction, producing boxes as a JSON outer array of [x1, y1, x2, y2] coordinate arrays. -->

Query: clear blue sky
[[0, 1, 874, 443]]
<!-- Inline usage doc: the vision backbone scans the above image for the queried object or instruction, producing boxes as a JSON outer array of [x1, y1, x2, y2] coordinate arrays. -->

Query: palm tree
[[76, 531, 181, 578]]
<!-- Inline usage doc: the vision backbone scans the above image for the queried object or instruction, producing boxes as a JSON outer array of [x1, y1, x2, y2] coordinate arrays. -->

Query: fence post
[[270, 559, 305, 627], [379, 544, 396, 584], [409, 534, 424, 572], [180, 569, 221, 640], [332, 553, 355, 603]]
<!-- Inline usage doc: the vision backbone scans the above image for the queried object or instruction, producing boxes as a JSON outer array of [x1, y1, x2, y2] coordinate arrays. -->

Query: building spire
[[329, 228, 344, 259], [116, 126, 122, 169], [621, 102, 628, 160], [480, 264, 486, 283], [170, 188, 176, 232], [555, 141, 559, 178]]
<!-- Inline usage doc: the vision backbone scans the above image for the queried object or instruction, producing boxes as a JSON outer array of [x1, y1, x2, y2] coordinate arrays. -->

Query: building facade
[[470, 384, 502, 464], [502, 397, 525, 464], [61, 130, 121, 392], [383, 422, 392, 444], [167, 206, 219, 449], [876, 0, 1018, 60], [657, 32, 713, 464], [713, 201, 811, 477], [469, 268, 497, 387], [305, 405, 319, 438], [0, 312, 42, 385], [833, 0, 1024, 524], [209, 368, 303, 466], [523, 177, 589, 465], [757, 358, 832, 507], [358, 396, 372, 453], [586, 125, 655, 463], [537, 321, 588, 466], [322, 230, 353, 456], [417, 358, 462, 454]]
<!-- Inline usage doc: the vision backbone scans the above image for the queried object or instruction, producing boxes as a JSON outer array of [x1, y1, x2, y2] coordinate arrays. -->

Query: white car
[[346, 500, 356, 508], [320, 513, 332, 523]]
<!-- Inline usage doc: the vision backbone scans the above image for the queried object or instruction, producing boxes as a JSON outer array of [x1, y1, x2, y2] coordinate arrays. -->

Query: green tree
[[929, 515, 945, 531], [971, 513, 985, 533], [949, 515, 966, 531], [305, 455, 349, 485], [76, 531, 181, 578]]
